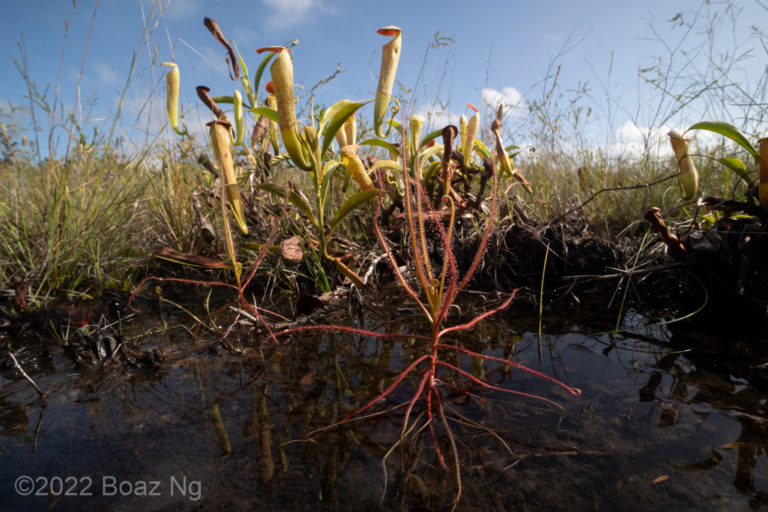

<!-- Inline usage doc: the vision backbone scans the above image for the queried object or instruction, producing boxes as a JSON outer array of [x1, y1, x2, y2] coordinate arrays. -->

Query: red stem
[[438, 291, 517, 338], [437, 344, 582, 397], [340, 353, 432, 423], [437, 361, 565, 409]]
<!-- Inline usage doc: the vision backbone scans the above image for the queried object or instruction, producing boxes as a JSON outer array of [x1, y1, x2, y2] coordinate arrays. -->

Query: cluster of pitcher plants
[[147, 16, 585, 508]]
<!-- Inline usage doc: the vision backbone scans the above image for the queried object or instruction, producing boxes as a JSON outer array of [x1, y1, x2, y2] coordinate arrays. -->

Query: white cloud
[[481, 87, 525, 117], [91, 62, 120, 86], [262, 0, 320, 29], [608, 120, 673, 157], [616, 120, 644, 143], [413, 105, 459, 132]]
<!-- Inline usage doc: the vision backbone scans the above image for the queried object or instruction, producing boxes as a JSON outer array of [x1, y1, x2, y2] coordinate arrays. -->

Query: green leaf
[[252, 52, 276, 100], [255, 183, 317, 227], [716, 156, 754, 185], [505, 144, 528, 159], [423, 160, 441, 182], [211, 95, 253, 110], [421, 128, 443, 146], [236, 50, 257, 107], [240, 243, 278, 253], [319, 99, 372, 156], [332, 258, 365, 288], [249, 106, 279, 123], [473, 139, 493, 160], [687, 121, 759, 162], [420, 144, 443, 162], [386, 119, 403, 132], [360, 138, 400, 156], [369, 159, 404, 174], [320, 160, 342, 206], [326, 189, 377, 236]]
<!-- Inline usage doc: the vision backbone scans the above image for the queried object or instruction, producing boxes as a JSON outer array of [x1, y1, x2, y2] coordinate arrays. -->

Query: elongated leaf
[[318, 99, 360, 135], [320, 160, 342, 206], [687, 121, 759, 161], [423, 160, 441, 182], [249, 106, 279, 123], [252, 52, 276, 100], [211, 95, 253, 109], [240, 243, 279, 253], [153, 247, 231, 270], [369, 159, 404, 174], [386, 119, 403, 132], [360, 138, 400, 156], [327, 189, 377, 236], [716, 156, 754, 185], [420, 144, 443, 163], [332, 258, 365, 287], [505, 144, 528, 159], [421, 128, 443, 146], [320, 100, 372, 156], [236, 51, 257, 107], [255, 183, 317, 227], [473, 139, 493, 160], [672, 449, 723, 472]]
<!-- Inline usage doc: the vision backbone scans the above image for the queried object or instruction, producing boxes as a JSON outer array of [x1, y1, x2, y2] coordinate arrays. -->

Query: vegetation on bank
[[0, 1, 765, 306]]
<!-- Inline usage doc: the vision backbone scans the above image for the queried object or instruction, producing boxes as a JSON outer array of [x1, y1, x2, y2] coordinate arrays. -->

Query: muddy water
[[1, 295, 767, 511]]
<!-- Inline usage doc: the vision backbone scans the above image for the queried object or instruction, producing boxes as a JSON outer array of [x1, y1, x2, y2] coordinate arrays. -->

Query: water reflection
[[0, 301, 766, 510]]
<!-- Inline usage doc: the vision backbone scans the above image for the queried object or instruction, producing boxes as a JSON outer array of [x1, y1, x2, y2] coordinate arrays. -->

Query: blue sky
[[2, 0, 766, 158]]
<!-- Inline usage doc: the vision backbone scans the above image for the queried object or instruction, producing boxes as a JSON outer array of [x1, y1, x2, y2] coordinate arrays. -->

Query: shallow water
[[1, 294, 767, 511]]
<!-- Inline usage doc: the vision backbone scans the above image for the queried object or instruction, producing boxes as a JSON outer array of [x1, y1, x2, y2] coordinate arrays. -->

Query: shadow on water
[[0, 292, 767, 511]]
